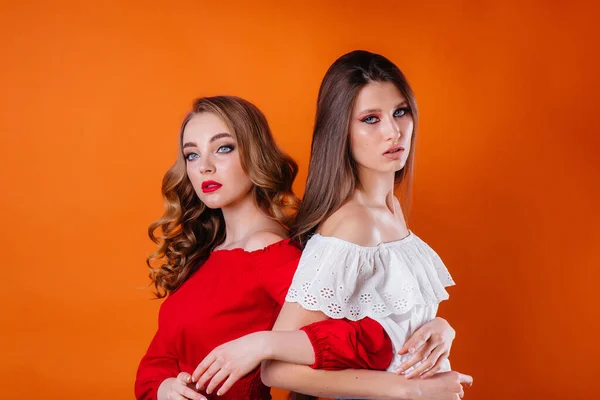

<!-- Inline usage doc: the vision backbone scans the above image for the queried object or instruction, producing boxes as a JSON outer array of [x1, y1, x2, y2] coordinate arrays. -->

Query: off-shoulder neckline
[[211, 238, 297, 256], [310, 230, 414, 250]]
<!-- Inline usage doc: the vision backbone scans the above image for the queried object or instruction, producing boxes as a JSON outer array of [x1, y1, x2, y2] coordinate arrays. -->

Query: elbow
[[260, 360, 274, 387], [260, 360, 277, 387]]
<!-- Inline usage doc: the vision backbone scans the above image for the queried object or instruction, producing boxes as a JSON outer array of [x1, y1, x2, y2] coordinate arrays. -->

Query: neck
[[355, 167, 398, 213], [220, 192, 268, 245]]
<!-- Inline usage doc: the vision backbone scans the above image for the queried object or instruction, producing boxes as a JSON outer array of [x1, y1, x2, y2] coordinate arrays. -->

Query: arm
[[136, 309, 204, 400], [261, 362, 472, 400], [261, 302, 414, 399], [135, 327, 180, 400], [262, 361, 412, 399], [261, 303, 473, 399], [300, 316, 393, 370]]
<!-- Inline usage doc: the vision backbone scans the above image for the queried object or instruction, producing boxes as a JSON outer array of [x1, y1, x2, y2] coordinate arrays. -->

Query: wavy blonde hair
[[147, 96, 299, 298]]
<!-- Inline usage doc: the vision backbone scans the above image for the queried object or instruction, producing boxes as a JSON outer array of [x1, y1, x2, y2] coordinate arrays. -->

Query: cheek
[[223, 156, 252, 187], [402, 119, 415, 142], [351, 128, 378, 161], [186, 164, 202, 188]]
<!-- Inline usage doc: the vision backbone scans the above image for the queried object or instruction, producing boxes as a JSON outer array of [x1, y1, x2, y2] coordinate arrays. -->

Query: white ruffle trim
[[285, 232, 455, 321]]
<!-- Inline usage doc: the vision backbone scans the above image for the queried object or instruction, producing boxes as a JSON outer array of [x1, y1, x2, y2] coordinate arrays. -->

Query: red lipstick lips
[[201, 180, 222, 193]]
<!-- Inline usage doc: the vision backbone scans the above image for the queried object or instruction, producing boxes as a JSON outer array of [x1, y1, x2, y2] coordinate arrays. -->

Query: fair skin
[[191, 82, 472, 399], [157, 112, 287, 400]]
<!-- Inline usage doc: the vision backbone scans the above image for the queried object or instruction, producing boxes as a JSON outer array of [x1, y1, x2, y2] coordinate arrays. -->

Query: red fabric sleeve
[[300, 317, 393, 371], [134, 323, 180, 399]]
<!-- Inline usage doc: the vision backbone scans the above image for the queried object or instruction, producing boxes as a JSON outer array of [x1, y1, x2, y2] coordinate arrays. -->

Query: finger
[[196, 359, 222, 391], [177, 372, 193, 384], [206, 368, 230, 394], [217, 372, 240, 396], [417, 348, 448, 379], [192, 353, 216, 382], [397, 340, 436, 375], [404, 353, 436, 379], [175, 384, 207, 400], [458, 373, 474, 387], [398, 329, 432, 356], [420, 363, 442, 379]]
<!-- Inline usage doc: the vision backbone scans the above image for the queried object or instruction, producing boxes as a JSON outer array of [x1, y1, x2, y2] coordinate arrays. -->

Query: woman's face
[[182, 112, 253, 209], [349, 81, 414, 176]]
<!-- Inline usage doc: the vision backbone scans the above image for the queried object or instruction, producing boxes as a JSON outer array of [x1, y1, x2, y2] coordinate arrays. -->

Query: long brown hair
[[147, 96, 299, 298], [292, 50, 418, 246]]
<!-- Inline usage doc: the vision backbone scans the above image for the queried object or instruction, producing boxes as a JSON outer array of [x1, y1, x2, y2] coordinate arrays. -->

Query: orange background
[[1, 1, 599, 399]]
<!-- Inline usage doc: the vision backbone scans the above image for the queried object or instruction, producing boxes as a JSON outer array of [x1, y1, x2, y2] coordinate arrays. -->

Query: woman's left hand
[[396, 317, 456, 379], [191, 331, 270, 396]]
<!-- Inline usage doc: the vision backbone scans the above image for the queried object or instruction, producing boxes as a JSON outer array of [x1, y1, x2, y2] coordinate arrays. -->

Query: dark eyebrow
[[210, 133, 233, 143], [357, 101, 408, 116], [182, 133, 233, 149]]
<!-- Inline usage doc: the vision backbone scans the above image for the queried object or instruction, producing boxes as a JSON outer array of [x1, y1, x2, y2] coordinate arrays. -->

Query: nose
[[198, 155, 215, 174], [385, 117, 402, 142]]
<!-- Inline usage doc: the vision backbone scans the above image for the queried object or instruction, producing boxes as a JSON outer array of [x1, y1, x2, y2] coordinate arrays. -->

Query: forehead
[[182, 112, 232, 142], [353, 81, 406, 112]]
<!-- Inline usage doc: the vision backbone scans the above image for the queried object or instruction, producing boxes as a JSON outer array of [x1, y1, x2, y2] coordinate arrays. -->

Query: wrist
[[392, 376, 421, 400], [157, 377, 176, 400], [257, 331, 276, 359]]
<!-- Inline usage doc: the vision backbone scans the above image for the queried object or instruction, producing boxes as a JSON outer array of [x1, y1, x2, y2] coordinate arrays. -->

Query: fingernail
[[186, 376, 191, 383], [409, 347, 415, 354], [396, 368, 403, 373]]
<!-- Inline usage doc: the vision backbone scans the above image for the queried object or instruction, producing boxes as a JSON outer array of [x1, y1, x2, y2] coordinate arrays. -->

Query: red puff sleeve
[[300, 317, 393, 371], [134, 308, 180, 400]]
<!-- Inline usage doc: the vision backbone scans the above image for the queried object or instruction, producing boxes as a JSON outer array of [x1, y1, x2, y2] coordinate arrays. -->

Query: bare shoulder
[[244, 231, 287, 252], [318, 203, 378, 246]]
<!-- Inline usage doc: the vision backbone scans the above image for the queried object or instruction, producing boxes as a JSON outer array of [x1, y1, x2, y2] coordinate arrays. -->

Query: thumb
[[398, 339, 412, 355], [458, 373, 474, 387]]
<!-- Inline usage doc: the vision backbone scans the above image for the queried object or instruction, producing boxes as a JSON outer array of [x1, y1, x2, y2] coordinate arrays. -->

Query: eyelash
[[217, 144, 235, 153], [184, 145, 235, 161], [185, 153, 199, 161], [361, 107, 411, 124]]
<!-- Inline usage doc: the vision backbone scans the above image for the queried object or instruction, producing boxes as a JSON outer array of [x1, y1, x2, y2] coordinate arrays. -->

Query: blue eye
[[394, 107, 410, 117], [217, 145, 234, 153], [361, 116, 379, 124], [185, 152, 199, 161]]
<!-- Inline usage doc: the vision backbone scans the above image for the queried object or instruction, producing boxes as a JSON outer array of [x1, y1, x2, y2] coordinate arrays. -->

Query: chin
[[199, 196, 229, 210], [394, 163, 407, 172]]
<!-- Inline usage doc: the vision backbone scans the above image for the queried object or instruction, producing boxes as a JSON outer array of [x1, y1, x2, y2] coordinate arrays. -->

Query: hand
[[157, 373, 206, 400], [409, 371, 473, 400], [396, 317, 455, 379], [191, 332, 270, 396]]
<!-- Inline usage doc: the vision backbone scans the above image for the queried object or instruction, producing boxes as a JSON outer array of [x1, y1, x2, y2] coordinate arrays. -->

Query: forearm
[[261, 360, 416, 400], [263, 331, 315, 366]]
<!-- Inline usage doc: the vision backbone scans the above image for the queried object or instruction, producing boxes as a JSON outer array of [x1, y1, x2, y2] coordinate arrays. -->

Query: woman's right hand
[[157, 373, 206, 400], [407, 371, 473, 400]]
